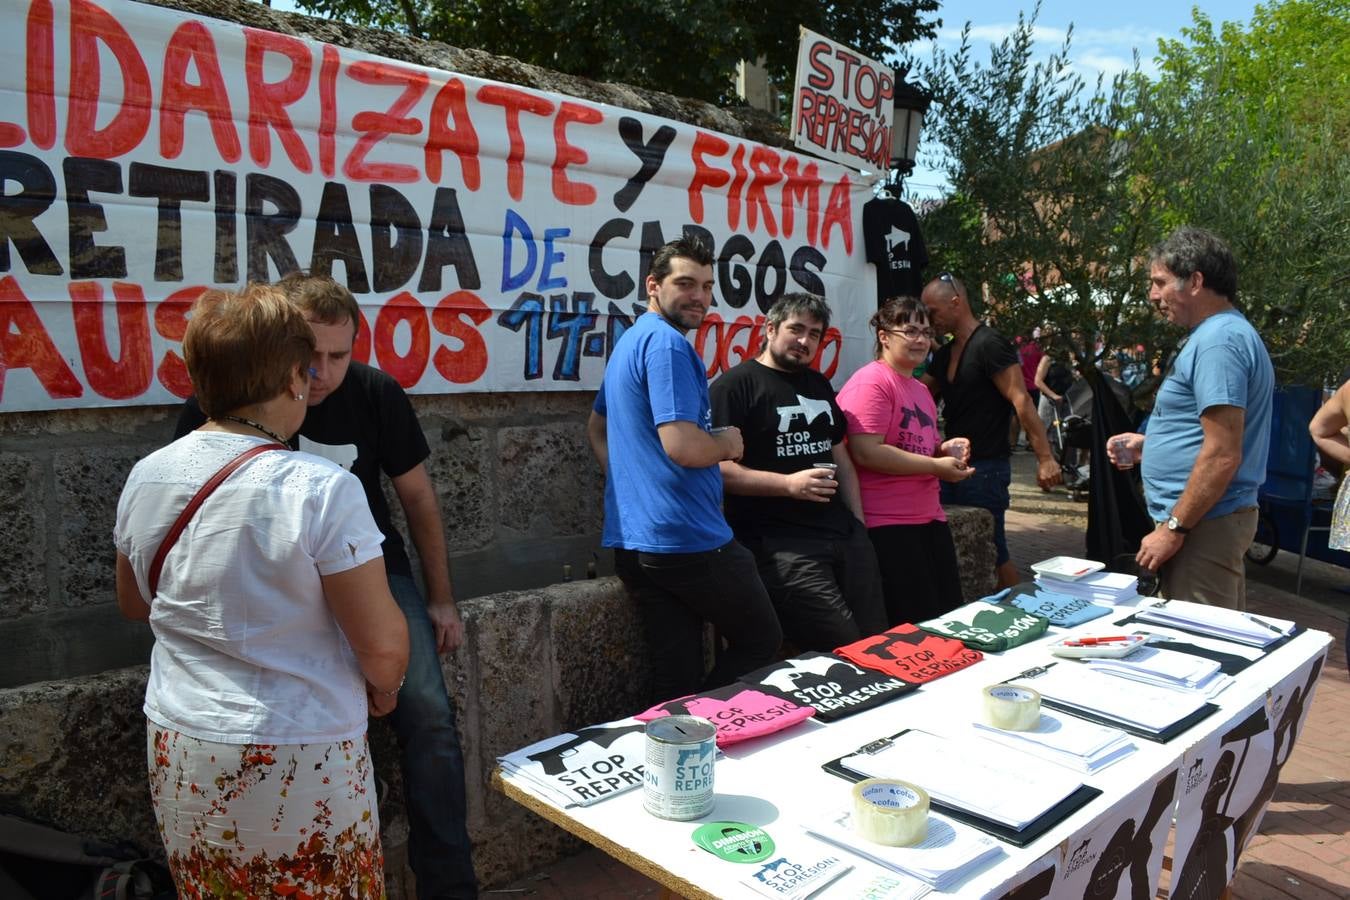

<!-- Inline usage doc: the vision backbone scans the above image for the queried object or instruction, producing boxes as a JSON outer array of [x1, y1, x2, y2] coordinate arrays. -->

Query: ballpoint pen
[[1061, 636, 1135, 646], [1242, 613, 1285, 635]]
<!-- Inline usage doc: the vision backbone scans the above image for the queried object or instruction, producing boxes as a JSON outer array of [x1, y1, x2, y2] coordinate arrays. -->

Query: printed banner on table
[[1170, 649, 1325, 900], [0, 0, 877, 411], [993, 764, 1179, 899], [790, 27, 894, 173]]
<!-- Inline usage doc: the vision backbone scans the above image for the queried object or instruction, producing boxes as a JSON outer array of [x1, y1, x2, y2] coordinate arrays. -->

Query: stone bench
[[0, 506, 992, 894]]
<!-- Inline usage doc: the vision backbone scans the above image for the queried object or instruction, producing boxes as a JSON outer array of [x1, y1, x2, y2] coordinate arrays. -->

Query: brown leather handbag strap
[[147, 443, 287, 598]]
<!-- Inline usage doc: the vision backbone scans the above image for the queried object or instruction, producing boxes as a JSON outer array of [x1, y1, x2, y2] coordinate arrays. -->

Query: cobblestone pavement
[[490, 452, 1350, 898]]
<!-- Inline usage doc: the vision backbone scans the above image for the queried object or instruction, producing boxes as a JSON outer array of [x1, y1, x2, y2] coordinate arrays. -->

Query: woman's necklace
[[215, 414, 291, 447]]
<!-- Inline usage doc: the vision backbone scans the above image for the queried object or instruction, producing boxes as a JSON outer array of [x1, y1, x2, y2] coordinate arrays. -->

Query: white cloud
[[902, 19, 1162, 80], [1070, 53, 1139, 81]]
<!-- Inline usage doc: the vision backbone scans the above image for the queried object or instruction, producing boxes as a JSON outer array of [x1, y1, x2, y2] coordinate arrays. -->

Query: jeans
[[940, 456, 1013, 565], [386, 574, 477, 899], [742, 520, 887, 651], [615, 540, 782, 702]]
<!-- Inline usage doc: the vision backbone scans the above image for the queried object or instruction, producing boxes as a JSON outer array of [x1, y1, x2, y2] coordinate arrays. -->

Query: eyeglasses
[[938, 271, 955, 285], [888, 326, 936, 341]]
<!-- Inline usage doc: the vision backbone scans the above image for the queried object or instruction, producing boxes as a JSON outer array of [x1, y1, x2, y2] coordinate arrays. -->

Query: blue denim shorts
[[940, 456, 1013, 565]]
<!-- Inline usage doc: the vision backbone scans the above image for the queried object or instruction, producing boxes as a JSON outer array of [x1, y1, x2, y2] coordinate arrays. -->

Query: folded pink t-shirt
[[836, 360, 946, 527], [636, 685, 815, 747]]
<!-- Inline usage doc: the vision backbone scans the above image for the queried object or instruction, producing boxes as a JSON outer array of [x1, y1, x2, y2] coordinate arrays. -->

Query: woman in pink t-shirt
[[837, 297, 974, 624]]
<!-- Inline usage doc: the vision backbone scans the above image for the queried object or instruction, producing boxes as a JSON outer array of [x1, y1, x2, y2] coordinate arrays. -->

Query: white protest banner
[[990, 764, 1179, 900], [1171, 649, 1325, 900], [790, 27, 894, 173], [0, 0, 875, 411]]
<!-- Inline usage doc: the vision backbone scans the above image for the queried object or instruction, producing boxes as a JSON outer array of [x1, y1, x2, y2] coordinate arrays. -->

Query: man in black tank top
[[920, 274, 1062, 588]]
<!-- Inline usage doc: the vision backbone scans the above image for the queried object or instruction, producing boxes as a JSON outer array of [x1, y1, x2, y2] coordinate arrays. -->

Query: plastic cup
[[1112, 437, 1135, 468]]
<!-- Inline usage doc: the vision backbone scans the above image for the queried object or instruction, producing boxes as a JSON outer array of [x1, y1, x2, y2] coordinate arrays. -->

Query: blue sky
[[904, 1, 1267, 197]]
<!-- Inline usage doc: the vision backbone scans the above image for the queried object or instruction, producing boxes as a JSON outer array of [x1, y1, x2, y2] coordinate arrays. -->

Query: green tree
[[293, 0, 940, 105], [909, 7, 1161, 387], [1140, 0, 1350, 385], [912, 0, 1350, 392]]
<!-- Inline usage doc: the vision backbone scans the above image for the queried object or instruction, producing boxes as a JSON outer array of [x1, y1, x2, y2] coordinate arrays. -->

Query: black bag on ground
[[0, 814, 174, 900]]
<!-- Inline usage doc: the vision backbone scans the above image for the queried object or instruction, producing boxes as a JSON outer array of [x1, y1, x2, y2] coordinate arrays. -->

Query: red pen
[[1062, 635, 1135, 646]]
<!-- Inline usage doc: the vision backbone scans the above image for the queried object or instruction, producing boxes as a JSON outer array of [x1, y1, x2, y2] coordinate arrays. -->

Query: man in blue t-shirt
[[1107, 227, 1273, 609], [587, 237, 781, 701]]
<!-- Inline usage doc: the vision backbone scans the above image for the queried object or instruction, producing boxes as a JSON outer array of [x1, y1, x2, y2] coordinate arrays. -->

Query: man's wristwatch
[[1166, 515, 1190, 535]]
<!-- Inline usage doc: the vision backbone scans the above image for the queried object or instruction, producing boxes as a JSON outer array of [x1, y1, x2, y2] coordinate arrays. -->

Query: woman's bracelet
[[373, 676, 405, 697]]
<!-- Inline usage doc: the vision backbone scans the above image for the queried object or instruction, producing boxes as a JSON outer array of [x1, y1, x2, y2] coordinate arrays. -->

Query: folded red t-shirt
[[635, 684, 815, 747], [835, 623, 984, 684]]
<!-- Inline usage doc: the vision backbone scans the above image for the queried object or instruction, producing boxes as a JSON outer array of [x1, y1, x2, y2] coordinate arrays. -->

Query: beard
[[768, 345, 811, 371]]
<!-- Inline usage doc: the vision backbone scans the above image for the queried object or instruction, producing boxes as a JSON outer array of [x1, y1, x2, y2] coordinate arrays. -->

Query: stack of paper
[[1083, 645, 1232, 698], [971, 709, 1137, 773], [806, 810, 1004, 891], [840, 730, 1086, 830], [1035, 570, 1138, 604], [1012, 664, 1209, 736], [497, 717, 649, 807], [1135, 600, 1295, 647]]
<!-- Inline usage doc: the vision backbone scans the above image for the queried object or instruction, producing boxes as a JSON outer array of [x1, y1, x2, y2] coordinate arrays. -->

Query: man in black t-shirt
[[921, 274, 1061, 589], [711, 294, 886, 650], [175, 275, 478, 899]]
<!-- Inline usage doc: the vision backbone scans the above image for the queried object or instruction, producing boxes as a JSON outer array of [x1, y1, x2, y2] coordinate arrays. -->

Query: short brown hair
[[277, 272, 362, 332], [650, 236, 714, 284], [184, 284, 315, 418], [871, 296, 928, 358]]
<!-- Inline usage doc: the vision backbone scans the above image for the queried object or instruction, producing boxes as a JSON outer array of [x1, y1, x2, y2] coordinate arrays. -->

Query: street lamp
[[890, 68, 932, 176]]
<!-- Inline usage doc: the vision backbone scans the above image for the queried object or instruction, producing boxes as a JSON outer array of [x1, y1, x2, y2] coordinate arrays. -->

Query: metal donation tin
[[643, 715, 716, 820]]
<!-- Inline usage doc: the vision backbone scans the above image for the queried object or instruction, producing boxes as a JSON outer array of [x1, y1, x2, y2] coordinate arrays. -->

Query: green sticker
[[691, 821, 776, 863]]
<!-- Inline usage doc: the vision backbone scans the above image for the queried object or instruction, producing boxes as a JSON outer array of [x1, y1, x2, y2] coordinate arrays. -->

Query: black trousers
[[615, 540, 782, 703], [741, 519, 887, 652], [868, 520, 964, 626]]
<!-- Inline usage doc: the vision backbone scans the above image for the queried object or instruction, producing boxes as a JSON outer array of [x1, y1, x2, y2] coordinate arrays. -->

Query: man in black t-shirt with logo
[[921, 273, 1061, 589], [711, 294, 886, 650], [175, 275, 478, 899]]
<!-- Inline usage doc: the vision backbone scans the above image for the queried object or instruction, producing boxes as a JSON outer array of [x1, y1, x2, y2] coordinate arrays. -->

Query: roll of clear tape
[[852, 778, 930, 847], [982, 684, 1042, 731]]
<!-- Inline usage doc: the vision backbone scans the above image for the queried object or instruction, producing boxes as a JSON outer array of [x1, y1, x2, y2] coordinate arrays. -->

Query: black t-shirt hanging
[[711, 359, 854, 539], [174, 362, 430, 575], [929, 324, 1021, 461], [863, 197, 928, 304]]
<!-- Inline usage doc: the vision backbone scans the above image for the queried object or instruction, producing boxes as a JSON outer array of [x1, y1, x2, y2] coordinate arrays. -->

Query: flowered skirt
[[1331, 474, 1350, 552], [146, 721, 385, 899]]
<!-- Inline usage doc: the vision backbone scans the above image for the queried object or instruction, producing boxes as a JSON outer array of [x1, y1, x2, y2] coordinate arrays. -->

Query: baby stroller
[[1046, 381, 1094, 499], [1046, 374, 1135, 500]]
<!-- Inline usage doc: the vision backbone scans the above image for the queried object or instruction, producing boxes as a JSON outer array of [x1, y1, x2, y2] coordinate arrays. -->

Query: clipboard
[[821, 730, 1102, 847], [1130, 636, 1258, 676], [1006, 663, 1219, 743], [1114, 608, 1305, 656]]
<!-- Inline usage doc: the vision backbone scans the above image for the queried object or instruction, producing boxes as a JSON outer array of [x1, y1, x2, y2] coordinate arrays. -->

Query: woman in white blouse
[[114, 284, 408, 898]]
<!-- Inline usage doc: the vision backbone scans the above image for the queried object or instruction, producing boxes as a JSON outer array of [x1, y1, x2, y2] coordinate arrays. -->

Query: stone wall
[[0, 509, 990, 894], [0, 391, 609, 687]]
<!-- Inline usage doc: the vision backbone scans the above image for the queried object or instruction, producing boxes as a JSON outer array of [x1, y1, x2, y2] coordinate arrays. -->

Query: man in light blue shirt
[[1107, 227, 1273, 608], [587, 237, 781, 700]]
